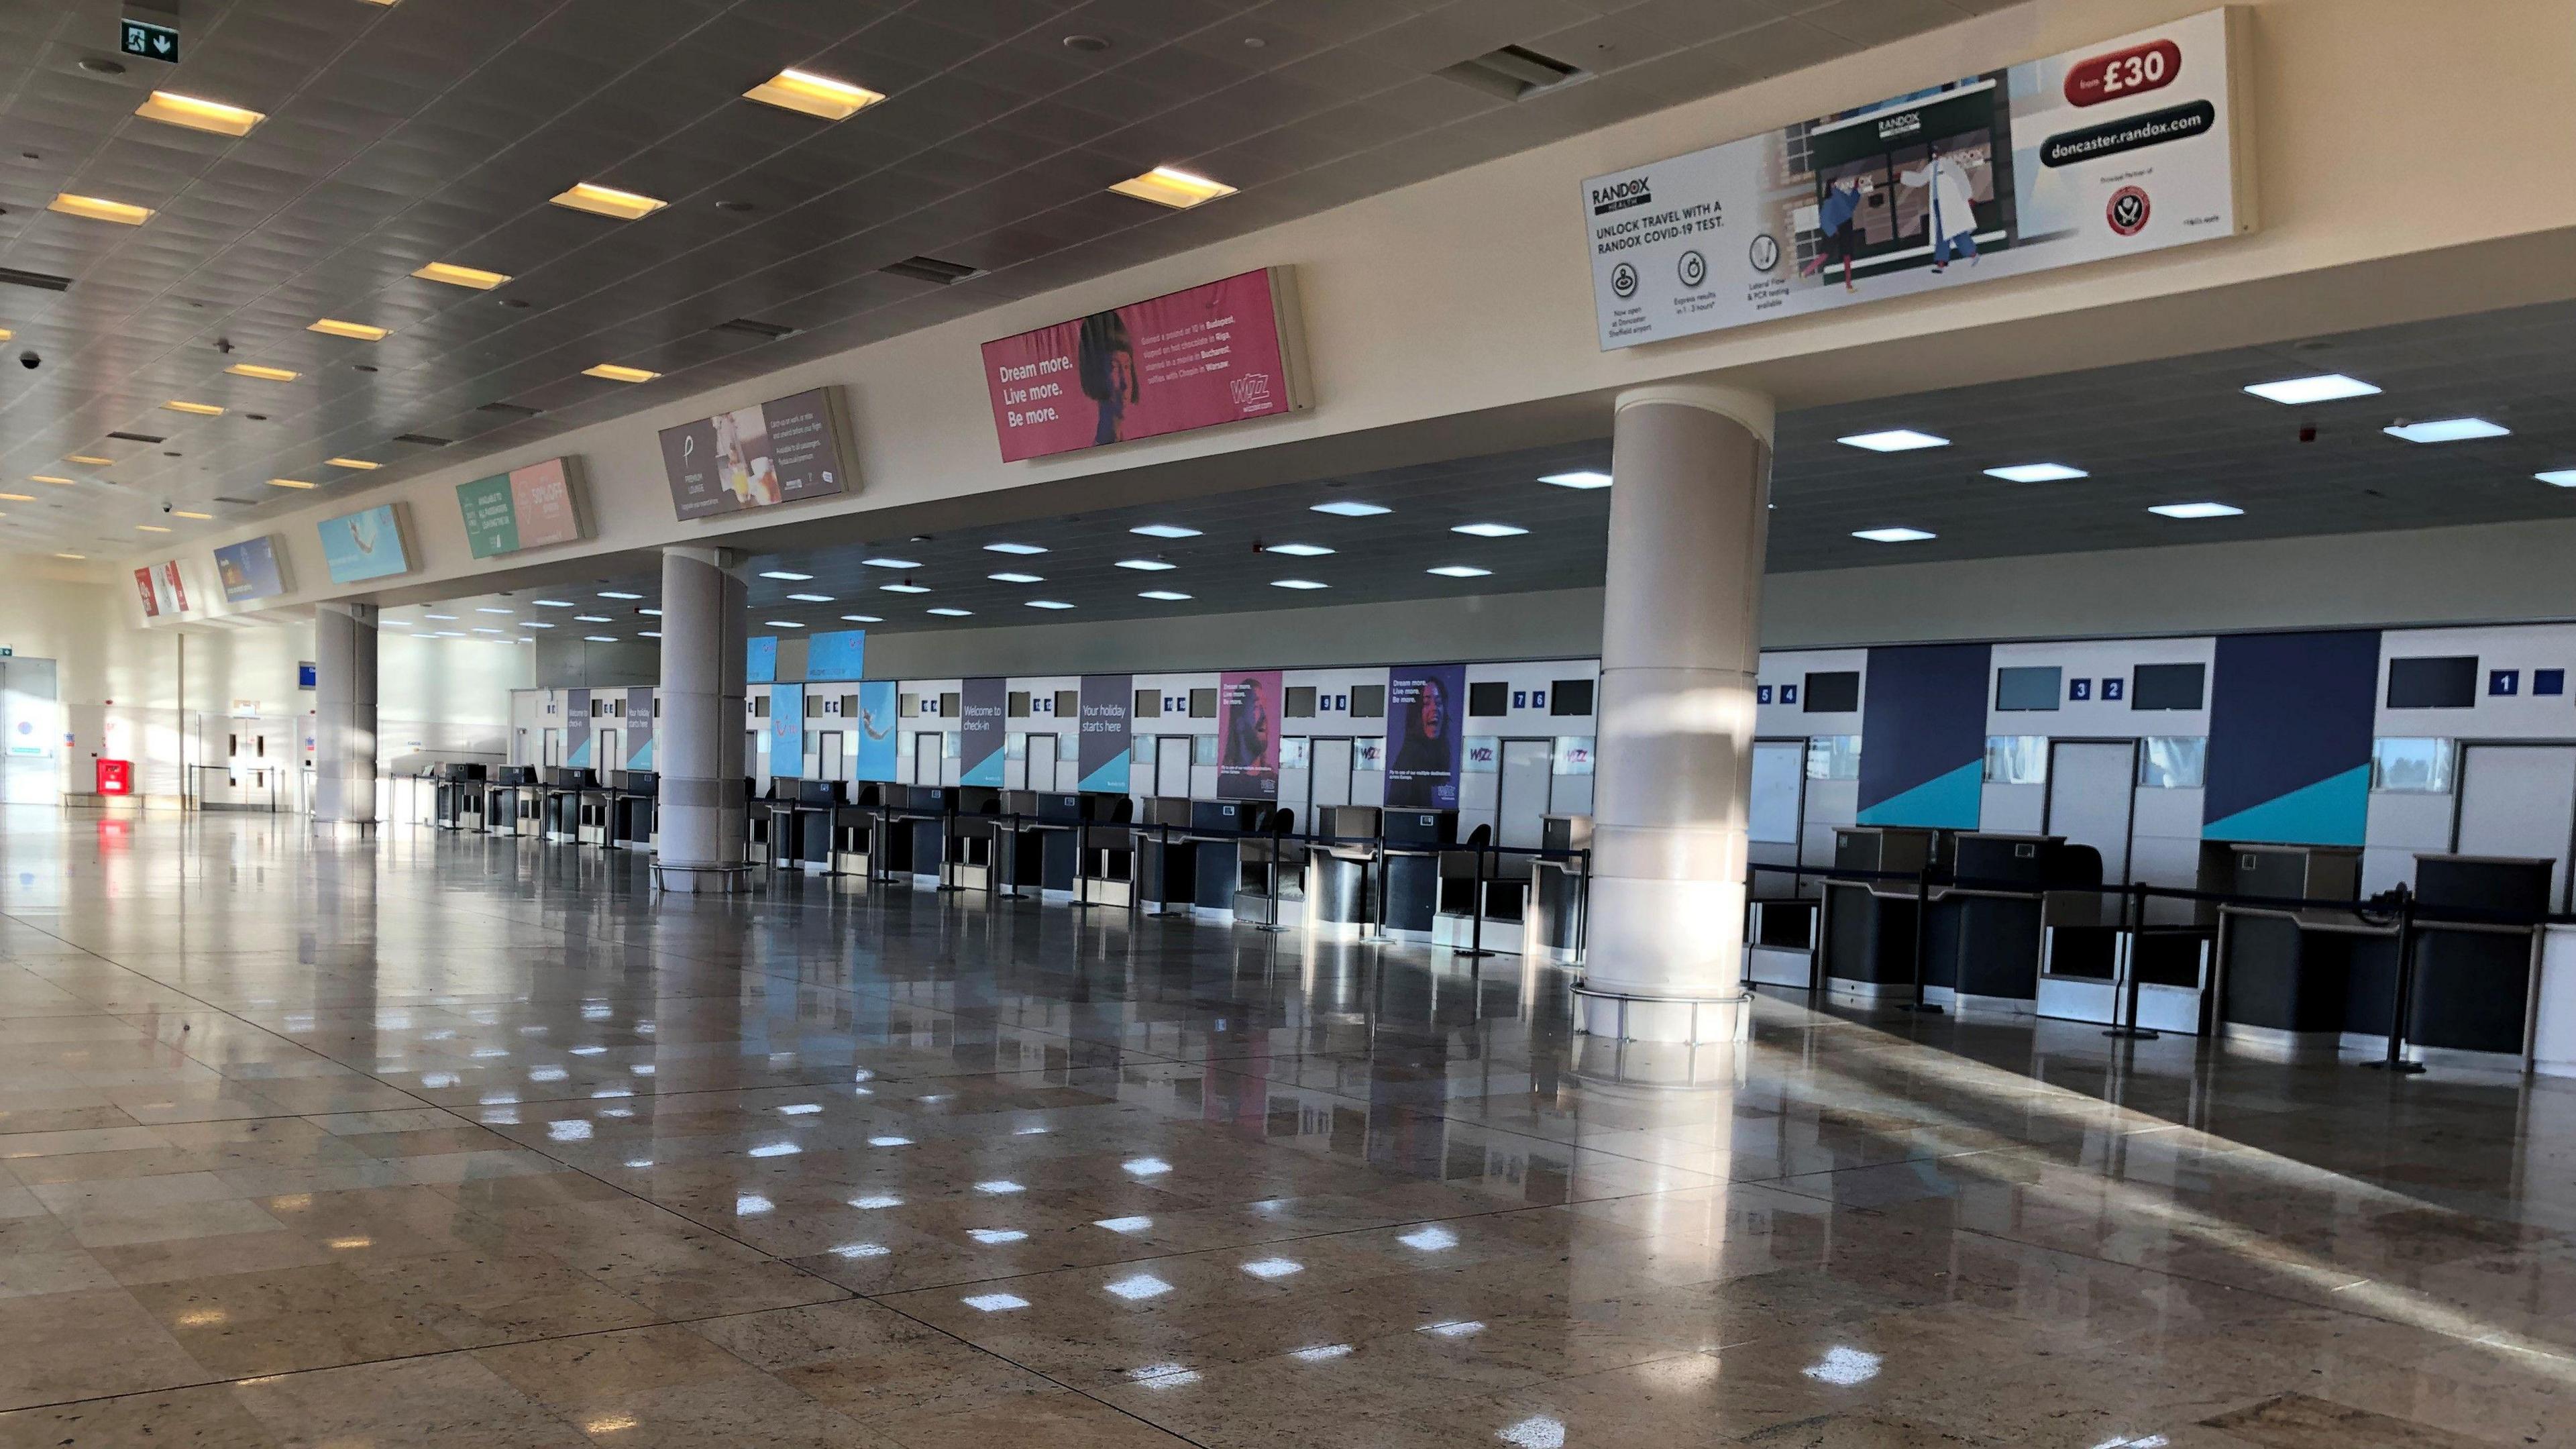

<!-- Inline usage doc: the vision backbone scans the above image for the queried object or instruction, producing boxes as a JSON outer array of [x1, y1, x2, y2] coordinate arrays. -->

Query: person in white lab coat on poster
[[1902, 144, 1981, 272]]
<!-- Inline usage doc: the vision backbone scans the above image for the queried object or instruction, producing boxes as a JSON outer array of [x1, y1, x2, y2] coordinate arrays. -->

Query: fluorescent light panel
[[1138, 590, 1191, 601], [1271, 579, 1327, 590], [1116, 559, 1175, 572], [861, 557, 920, 569], [2147, 501, 2244, 519], [583, 363, 659, 382], [983, 541, 1046, 555], [413, 261, 510, 290], [786, 592, 833, 602], [309, 319, 388, 341], [550, 182, 667, 221], [744, 68, 884, 121], [136, 91, 264, 136], [1838, 429, 1949, 452], [2383, 417, 2509, 443], [162, 400, 223, 416], [2243, 374, 2380, 405], [759, 570, 812, 581], [1130, 523, 1200, 539], [1026, 600, 1073, 610], [987, 572, 1043, 584], [1452, 523, 1527, 537], [1852, 527, 1936, 542], [1110, 166, 1236, 209], [2536, 470, 2576, 488], [50, 193, 153, 225], [1538, 470, 1612, 490], [266, 478, 316, 490], [1982, 463, 2088, 483], [1263, 543, 1333, 556], [1428, 566, 1491, 578], [927, 607, 971, 616], [879, 583, 928, 594], [1310, 500, 1391, 517]]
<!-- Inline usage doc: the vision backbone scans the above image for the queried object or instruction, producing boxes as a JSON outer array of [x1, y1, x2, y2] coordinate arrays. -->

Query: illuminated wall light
[[412, 261, 511, 290], [583, 363, 660, 382], [50, 193, 154, 225], [308, 319, 389, 341], [550, 182, 668, 221], [743, 68, 885, 121], [225, 362, 299, 382], [162, 400, 224, 416], [136, 91, 266, 136], [1110, 166, 1237, 209]]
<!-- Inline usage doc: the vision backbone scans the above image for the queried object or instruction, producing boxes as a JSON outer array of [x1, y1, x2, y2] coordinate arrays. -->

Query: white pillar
[[653, 546, 749, 892], [1574, 384, 1775, 1044], [312, 602, 378, 828]]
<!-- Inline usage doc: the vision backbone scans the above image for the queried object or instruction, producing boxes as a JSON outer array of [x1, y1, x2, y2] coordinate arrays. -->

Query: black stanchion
[[1900, 863, 1945, 1014], [1454, 839, 1495, 959], [936, 802, 968, 893], [2106, 879, 2161, 1040], [1251, 813, 1289, 934], [996, 813, 1030, 900], [2364, 882, 2428, 1075], [1070, 820, 1103, 910], [1146, 822, 1181, 918]]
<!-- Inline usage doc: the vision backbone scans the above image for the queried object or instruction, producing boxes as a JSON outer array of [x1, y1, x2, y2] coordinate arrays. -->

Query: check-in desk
[[933, 787, 1001, 890], [1526, 814, 1591, 965], [993, 790, 1072, 898], [1375, 808, 1457, 943], [2208, 843, 2364, 1057], [1305, 806, 1381, 940], [782, 780, 843, 871], [825, 786, 882, 876], [2357, 855, 2551, 1066], [2036, 878, 2216, 1035], [1075, 796, 1141, 906], [610, 772, 656, 851], [1132, 798, 1199, 913], [1238, 807, 1305, 926], [1187, 800, 1265, 920], [574, 774, 615, 847], [746, 780, 790, 866], [1819, 826, 1943, 1000], [1434, 826, 1528, 955], [541, 768, 594, 843], [1921, 834, 2100, 1014], [485, 766, 539, 837], [435, 763, 487, 830]]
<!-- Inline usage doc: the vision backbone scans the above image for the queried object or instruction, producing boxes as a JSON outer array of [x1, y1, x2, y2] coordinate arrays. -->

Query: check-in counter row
[[431, 764, 656, 849]]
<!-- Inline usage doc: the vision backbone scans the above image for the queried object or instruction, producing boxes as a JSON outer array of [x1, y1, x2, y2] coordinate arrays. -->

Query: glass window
[[1005, 733, 1027, 761], [1984, 735, 2049, 784], [1191, 734, 1219, 766], [1550, 679, 1595, 716], [2371, 737, 2455, 792], [2137, 737, 2207, 789], [1994, 667, 2061, 712], [1280, 737, 1310, 769], [1356, 738, 1385, 772], [1805, 735, 1861, 781], [1552, 736, 1595, 775]]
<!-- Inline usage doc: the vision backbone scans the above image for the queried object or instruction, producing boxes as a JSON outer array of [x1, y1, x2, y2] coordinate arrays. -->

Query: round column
[[312, 601, 378, 830], [1574, 384, 1775, 1045], [653, 546, 750, 893]]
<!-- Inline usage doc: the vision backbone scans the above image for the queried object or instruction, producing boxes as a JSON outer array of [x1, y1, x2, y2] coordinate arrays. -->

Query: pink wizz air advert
[[981, 267, 1306, 462]]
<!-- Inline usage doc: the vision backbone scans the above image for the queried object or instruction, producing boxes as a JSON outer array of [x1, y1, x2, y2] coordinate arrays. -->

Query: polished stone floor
[[0, 809, 2570, 1447]]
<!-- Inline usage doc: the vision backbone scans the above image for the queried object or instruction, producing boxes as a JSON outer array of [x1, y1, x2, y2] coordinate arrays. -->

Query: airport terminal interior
[[5, 1, 2576, 1445]]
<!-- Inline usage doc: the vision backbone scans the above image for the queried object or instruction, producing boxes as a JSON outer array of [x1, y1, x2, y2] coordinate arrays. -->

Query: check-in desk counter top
[[1305, 806, 1383, 938], [1819, 826, 1944, 1000], [2373, 854, 2551, 1066], [1527, 814, 1591, 965], [610, 772, 656, 851], [989, 792, 1074, 898], [540, 769, 594, 843], [1130, 799, 1199, 912], [781, 781, 845, 871], [1919, 834, 2101, 1014], [1069, 796, 1141, 907], [1185, 800, 1270, 918], [2208, 843, 2367, 1057], [1375, 808, 1456, 941]]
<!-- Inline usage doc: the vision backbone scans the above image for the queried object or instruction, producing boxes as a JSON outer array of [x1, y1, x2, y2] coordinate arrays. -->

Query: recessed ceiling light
[[598, 590, 643, 600], [2147, 501, 2245, 519], [1110, 166, 1236, 209], [309, 319, 389, 341], [1271, 579, 1328, 590], [1311, 500, 1391, 517], [521, 621, 554, 629], [2384, 417, 2509, 443], [1852, 527, 1936, 542], [1838, 429, 1949, 452], [325, 457, 382, 470], [1538, 470, 1612, 490], [136, 91, 265, 136], [583, 363, 659, 383], [172, 510, 212, 520], [1451, 523, 1527, 538], [839, 614, 881, 623], [880, 583, 929, 594], [572, 615, 610, 623], [476, 606, 514, 614], [786, 592, 834, 602], [927, 607, 973, 617], [2536, 470, 2576, 488], [2244, 374, 2381, 405], [550, 182, 668, 221], [55, 552, 86, 559], [743, 68, 885, 121], [224, 362, 297, 383], [64, 455, 113, 466], [861, 557, 920, 569], [471, 626, 502, 635], [1026, 600, 1074, 610], [1138, 590, 1191, 602], [759, 570, 812, 581], [162, 400, 223, 416], [638, 608, 660, 616], [424, 613, 457, 621], [266, 477, 317, 489], [50, 193, 153, 225], [135, 524, 172, 533], [983, 541, 1046, 555], [1263, 543, 1334, 556], [1116, 559, 1175, 572], [987, 572, 1043, 584], [29, 475, 75, 486], [584, 635, 619, 643], [763, 620, 804, 628], [532, 599, 576, 607], [639, 631, 661, 639], [1130, 524, 1200, 539], [413, 261, 510, 290], [1982, 463, 2088, 483], [1427, 565, 1492, 578], [0, 492, 33, 502]]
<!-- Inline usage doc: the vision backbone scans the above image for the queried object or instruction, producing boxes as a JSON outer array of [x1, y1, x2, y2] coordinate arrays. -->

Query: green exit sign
[[120, 18, 180, 64]]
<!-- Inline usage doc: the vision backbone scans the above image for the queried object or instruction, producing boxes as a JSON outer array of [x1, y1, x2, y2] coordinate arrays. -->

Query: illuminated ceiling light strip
[[326, 457, 382, 470], [29, 475, 76, 486], [172, 510, 213, 520], [1538, 470, 1611, 490], [743, 68, 885, 121], [224, 362, 298, 382], [308, 318, 388, 341], [136, 90, 266, 137], [550, 182, 669, 221], [65, 455, 113, 466], [162, 399, 224, 415], [50, 193, 154, 225], [266, 477, 317, 490], [413, 260, 511, 290], [1110, 166, 1236, 209], [583, 363, 659, 382]]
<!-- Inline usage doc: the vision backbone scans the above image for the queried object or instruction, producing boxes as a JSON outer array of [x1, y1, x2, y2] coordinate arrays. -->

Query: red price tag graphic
[[2064, 38, 2181, 107]]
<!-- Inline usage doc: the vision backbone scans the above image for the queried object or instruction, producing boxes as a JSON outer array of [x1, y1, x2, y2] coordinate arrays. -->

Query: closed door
[[2457, 744, 2576, 910], [1311, 738, 1354, 809], [596, 730, 619, 775], [1027, 733, 1057, 792], [543, 730, 562, 768], [912, 733, 942, 787], [817, 731, 844, 782], [1749, 739, 1805, 865], [1496, 739, 1554, 849], [2046, 740, 2139, 885], [0, 658, 60, 804], [1155, 735, 1193, 798]]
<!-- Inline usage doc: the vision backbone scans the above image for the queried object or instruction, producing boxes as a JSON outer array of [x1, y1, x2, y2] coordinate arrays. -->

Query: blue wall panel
[[1856, 643, 1990, 828], [2202, 629, 2381, 845]]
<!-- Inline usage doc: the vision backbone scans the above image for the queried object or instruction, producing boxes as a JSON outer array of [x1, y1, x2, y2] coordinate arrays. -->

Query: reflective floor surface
[[1, 810, 2569, 1447]]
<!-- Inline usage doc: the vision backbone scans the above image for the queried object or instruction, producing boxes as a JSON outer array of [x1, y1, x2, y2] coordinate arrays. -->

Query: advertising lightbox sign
[[316, 504, 412, 585], [958, 678, 1006, 788], [1581, 7, 2253, 349], [1077, 674, 1132, 794], [1385, 664, 1467, 810], [981, 268, 1309, 462], [457, 456, 585, 559], [657, 387, 852, 521], [806, 629, 866, 682], [854, 680, 898, 782], [213, 535, 289, 604], [1217, 669, 1281, 802]]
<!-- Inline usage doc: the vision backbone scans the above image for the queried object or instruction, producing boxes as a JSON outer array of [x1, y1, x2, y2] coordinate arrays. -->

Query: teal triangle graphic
[[1077, 758, 1127, 794], [2202, 763, 2369, 846], [1857, 760, 1982, 829]]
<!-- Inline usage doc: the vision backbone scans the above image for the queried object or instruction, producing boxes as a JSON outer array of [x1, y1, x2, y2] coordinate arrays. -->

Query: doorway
[[0, 657, 60, 804], [2045, 739, 2139, 885], [1027, 733, 1058, 793], [1310, 738, 1354, 812], [1155, 735, 1193, 799], [1495, 738, 1553, 849], [1748, 737, 1807, 871], [2455, 743, 2576, 910], [816, 731, 844, 783]]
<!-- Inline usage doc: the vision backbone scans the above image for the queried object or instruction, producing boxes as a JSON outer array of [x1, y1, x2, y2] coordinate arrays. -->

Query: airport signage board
[[980, 268, 1309, 463], [316, 504, 413, 585], [212, 535, 289, 604], [656, 387, 852, 521], [806, 629, 866, 682], [1385, 663, 1467, 810], [1077, 674, 1132, 794], [958, 678, 1006, 788], [457, 457, 585, 559], [1216, 669, 1281, 801], [1580, 7, 2253, 350]]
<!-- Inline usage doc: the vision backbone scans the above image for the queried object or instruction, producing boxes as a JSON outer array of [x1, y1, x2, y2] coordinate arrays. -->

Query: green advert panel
[[457, 474, 519, 559]]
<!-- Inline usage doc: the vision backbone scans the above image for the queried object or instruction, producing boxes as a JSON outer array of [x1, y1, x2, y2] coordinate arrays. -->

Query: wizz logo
[[1230, 372, 1273, 406]]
